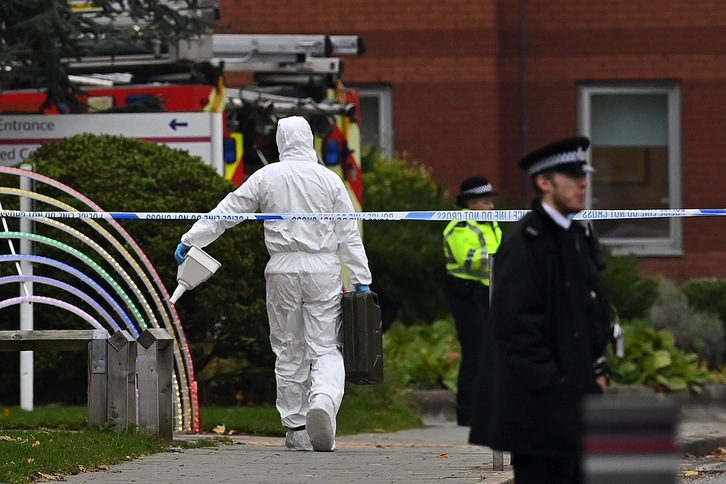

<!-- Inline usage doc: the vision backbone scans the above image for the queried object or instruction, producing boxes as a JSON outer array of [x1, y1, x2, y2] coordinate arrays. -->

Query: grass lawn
[[0, 428, 170, 483], [0, 379, 423, 483], [200, 381, 423, 437]]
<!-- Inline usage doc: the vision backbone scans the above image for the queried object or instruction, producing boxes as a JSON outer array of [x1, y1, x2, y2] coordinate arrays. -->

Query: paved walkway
[[60, 388, 726, 484], [62, 421, 513, 484]]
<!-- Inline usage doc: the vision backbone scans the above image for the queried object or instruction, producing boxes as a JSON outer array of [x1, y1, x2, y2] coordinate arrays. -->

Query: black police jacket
[[468, 201, 610, 456]]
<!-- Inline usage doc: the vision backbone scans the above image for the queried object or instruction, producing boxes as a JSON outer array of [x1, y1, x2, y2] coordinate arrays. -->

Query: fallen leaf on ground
[[36, 471, 62, 481], [683, 470, 700, 477], [213, 424, 226, 435], [437, 453, 450, 458]]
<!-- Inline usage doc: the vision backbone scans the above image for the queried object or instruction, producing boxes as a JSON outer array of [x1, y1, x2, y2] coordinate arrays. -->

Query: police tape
[[0, 209, 725, 221]]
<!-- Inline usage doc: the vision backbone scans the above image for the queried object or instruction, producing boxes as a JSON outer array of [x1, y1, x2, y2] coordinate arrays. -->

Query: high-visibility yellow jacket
[[443, 213, 502, 286]]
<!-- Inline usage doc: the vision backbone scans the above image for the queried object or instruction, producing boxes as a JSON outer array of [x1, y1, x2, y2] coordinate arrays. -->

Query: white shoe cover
[[285, 429, 312, 451], [306, 407, 335, 452]]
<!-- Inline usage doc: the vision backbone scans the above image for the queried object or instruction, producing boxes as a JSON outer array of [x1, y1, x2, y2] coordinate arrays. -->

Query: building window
[[354, 85, 393, 159], [578, 83, 681, 255]]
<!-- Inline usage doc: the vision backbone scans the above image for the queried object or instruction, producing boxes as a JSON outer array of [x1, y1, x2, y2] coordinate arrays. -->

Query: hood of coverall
[[276, 116, 319, 163]]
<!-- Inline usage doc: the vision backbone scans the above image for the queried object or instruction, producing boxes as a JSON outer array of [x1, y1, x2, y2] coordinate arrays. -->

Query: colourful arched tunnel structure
[[0, 166, 198, 432]]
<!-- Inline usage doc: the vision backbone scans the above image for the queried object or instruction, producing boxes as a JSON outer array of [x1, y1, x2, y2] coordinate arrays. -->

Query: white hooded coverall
[[180, 116, 372, 434]]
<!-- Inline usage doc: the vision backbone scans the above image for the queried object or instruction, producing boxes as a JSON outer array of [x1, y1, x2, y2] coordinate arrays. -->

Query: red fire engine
[[0, 6, 365, 207]]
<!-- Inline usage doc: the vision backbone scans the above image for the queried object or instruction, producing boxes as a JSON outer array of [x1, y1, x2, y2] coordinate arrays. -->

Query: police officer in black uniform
[[468, 137, 612, 484]]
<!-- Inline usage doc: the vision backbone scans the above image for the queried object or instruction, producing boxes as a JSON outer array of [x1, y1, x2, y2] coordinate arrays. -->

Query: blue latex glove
[[354, 284, 371, 292], [174, 243, 190, 264]]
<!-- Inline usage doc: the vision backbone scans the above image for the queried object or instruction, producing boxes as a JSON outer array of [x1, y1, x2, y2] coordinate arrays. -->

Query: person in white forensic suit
[[174, 116, 372, 452]]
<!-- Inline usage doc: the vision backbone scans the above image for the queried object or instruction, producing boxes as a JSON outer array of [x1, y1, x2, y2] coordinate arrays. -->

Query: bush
[[681, 277, 726, 360], [609, 319, 711, 393], [648, 278, 725, 368], [600, 253, 658, 320], [382, 319, 461, 391], [361, 150, 453, 325], [681, 278, 726, 322], [0, 134, 273, 405], [339, 364, 424, 433]]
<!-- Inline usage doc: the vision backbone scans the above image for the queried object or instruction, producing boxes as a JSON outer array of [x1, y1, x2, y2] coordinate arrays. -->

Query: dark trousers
[[445, 276, 489, 426], [512, 453, 582, 484]]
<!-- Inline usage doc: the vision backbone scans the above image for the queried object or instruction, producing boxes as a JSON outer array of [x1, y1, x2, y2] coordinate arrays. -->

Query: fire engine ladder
[[212, 34, 365, 80], [66, 0, 363, 79], [64, 1, 365, 84], [217, 34, 366, 134], [64, 0, 220, 73], [64, 3, 366, 123], [65, 32, 364, 88]]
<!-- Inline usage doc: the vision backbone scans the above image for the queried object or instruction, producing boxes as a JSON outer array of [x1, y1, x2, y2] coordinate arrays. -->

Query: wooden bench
[[0, 328, 173, 439], [0, 329, 107, 351]]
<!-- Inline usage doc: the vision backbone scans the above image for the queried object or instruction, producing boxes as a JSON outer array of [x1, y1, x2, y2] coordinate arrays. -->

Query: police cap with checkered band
[[455, 176, 498, 208], [518, 136, 594, 177]]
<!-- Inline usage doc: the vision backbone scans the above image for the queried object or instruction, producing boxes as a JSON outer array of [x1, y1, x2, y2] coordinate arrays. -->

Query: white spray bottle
[[170, 245, 221, 304]]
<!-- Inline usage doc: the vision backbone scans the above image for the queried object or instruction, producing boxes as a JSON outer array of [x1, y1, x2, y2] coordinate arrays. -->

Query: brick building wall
[[218, 0, 726, 280], [218, 0, 503, 198], [517, 0, 726, 279]]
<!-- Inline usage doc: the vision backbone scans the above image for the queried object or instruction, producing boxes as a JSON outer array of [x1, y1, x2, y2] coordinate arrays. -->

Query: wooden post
[[87, 337, 108, 427], [492, 448, 504, 471], [136, 328, 174, 439], [106, 330, 137, 432], [488, 254, 506, 471]]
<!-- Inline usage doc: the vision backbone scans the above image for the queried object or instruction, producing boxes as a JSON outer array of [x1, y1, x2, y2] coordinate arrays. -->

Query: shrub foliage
[[648, 277, 724, 368], [599, 252, 658, 320], [383, 319, 461, 391], [609, 319, 711, 393], [681, 277, 726, 362], [361, 150, 453, 326]]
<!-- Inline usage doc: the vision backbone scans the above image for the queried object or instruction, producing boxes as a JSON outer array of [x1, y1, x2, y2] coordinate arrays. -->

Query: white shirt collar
[[541, 201, 572, 229]]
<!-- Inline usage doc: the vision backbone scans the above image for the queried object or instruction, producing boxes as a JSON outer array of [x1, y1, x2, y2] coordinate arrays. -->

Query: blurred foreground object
[[583, 395, 680, 483]]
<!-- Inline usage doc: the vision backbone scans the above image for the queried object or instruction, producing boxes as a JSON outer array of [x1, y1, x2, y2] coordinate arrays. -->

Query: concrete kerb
[[605, 383, 726, 456], [604, 382, 726, 406], [409, 388, 458, 423]]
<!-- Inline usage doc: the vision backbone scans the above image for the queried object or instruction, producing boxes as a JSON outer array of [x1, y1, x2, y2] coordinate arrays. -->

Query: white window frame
[[578, 83, 682, 256], [354, 85, 393, 158]]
